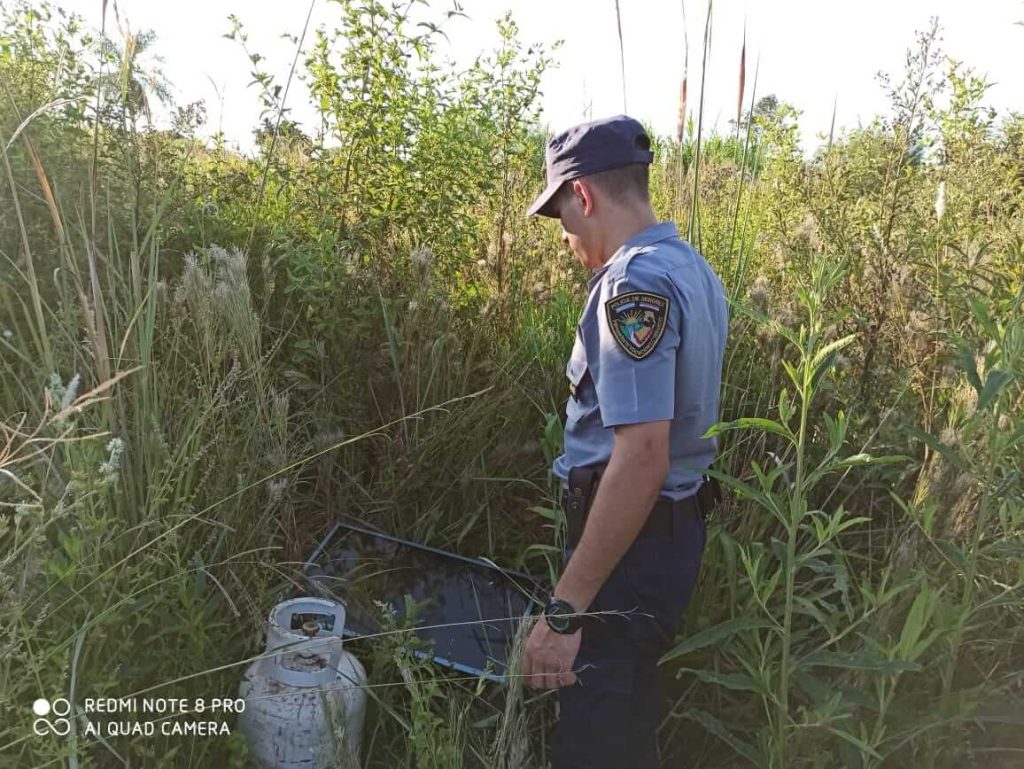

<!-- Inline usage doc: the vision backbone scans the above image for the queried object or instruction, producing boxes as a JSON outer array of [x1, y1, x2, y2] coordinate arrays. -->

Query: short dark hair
[[587, 163, 650, 203], [553, 162, 651, 213]]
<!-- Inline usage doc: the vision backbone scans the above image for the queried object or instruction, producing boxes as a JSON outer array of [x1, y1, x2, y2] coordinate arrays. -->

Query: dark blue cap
[[527, 114, 654, 218]]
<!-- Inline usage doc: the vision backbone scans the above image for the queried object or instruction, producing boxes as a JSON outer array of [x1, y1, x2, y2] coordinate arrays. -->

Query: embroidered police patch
[[605, 292, 670, 360]]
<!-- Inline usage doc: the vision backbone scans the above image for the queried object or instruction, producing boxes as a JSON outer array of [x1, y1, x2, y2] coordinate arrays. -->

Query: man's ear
[[571, 179, 594, 216]]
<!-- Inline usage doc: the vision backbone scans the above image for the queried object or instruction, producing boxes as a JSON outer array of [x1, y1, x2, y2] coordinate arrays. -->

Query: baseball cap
[[527, 114, 654, 218]]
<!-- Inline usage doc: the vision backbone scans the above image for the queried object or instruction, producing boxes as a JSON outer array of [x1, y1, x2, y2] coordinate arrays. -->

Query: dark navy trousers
[[551, 505, 707, 769]]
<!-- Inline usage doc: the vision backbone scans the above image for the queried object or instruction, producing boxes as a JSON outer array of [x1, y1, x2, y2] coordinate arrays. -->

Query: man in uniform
[[521, 115, 729, 768]]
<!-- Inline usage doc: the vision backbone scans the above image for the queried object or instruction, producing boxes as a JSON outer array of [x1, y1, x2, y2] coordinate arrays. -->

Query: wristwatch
[[544, 597, 582, 634]]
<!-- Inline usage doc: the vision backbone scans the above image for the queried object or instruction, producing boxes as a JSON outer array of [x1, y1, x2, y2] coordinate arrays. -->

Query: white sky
[[54, 0, 1024, 153]]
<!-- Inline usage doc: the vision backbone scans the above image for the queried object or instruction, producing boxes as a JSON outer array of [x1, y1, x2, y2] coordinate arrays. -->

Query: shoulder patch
[[605, 292, 670, 360]]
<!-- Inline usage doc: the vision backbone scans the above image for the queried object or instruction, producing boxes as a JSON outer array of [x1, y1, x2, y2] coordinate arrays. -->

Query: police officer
[[520, 115, 729, 768]]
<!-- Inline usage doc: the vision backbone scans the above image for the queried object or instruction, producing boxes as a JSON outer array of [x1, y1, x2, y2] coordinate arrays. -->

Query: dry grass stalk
[[489, 619, 532, 769], [2, 99, 86, 156]]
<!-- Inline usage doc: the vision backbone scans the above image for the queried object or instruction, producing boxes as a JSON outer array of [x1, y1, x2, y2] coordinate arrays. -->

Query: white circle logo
[[32, 698, 72, 737]]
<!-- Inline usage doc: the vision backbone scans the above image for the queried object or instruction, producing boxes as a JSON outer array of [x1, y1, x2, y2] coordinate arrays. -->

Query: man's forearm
[[553, 445, 667, 613]]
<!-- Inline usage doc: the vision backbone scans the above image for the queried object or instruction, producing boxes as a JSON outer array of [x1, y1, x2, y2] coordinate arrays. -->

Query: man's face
[[555, 182, 600, 270]]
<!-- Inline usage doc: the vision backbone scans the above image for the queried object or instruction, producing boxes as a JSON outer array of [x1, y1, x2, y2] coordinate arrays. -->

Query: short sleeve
[[595, 266, 681, 427]]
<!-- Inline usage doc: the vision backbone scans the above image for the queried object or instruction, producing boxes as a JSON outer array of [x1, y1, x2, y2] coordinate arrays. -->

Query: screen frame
[[302, 521, 546, 683]]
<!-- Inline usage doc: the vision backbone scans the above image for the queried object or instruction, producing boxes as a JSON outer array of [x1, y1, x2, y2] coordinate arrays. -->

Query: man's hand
[[522, 617, 582, 689]]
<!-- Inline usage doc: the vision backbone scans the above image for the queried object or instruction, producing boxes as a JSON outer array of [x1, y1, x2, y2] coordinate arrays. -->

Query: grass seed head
[[939, 423, 960, 448], [793, 214, 823, 253], [411, 245, 433, 270], [60, 374, 81, 410], [747, 275, 770, 313]]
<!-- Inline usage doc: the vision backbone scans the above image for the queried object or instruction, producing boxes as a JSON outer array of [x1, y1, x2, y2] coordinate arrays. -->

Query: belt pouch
[[566, 464, 604, 543]]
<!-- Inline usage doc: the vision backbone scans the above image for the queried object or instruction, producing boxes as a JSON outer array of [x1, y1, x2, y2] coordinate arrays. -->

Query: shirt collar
[[588, 222, 680, 289]]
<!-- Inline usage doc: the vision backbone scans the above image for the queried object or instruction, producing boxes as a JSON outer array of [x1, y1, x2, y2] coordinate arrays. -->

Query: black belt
[[559, 469, 719, 543]]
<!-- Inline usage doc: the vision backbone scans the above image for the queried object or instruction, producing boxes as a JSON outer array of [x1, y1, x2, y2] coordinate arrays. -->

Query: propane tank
[[238, 597, 367, 768]]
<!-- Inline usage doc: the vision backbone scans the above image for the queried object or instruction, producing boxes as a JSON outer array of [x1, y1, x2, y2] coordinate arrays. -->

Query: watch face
[[545, 599, 579, 634], [546, 612, 571, 633]]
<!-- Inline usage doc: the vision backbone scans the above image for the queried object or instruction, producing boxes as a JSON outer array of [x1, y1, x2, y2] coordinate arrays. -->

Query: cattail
[[676, 1, 689, 143], [736, 25, 746, 127], [676, 78, 688, 144]]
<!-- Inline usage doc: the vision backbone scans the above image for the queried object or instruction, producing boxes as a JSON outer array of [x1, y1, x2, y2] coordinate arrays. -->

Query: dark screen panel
[[304, 523, 543, 681]]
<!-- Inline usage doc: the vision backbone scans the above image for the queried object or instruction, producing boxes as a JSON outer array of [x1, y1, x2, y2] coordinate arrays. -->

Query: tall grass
[[1, 1, 1022, 767]]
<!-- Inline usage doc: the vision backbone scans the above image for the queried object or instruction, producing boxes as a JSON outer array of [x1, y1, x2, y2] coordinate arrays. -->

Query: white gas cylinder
[[238, 597, 367, 768]]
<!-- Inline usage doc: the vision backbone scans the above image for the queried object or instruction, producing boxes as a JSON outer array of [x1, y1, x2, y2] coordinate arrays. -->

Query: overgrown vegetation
[[1, 1, 1021, 767]]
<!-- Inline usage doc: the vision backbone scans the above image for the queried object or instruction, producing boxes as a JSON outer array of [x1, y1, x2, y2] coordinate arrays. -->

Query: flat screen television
[[303, 522, 544, 682]]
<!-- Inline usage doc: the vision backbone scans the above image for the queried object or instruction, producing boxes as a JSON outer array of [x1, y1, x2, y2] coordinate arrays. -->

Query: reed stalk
[[687, 0, 713, 249], [614, 0, 627, 112]]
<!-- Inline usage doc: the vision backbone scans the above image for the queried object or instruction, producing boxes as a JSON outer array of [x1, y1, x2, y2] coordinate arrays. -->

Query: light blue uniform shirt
[[553, 222, 729, 500]]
